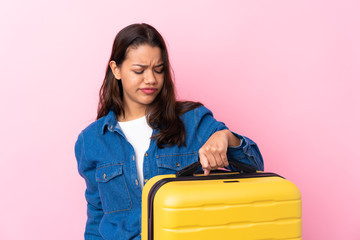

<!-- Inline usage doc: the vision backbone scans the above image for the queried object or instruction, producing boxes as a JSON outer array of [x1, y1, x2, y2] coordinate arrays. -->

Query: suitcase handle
[[176, 159, 256, 177]]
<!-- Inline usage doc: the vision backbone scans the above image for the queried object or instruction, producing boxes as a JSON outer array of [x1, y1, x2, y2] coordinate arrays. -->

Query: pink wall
[[1, 0, 359, 239]]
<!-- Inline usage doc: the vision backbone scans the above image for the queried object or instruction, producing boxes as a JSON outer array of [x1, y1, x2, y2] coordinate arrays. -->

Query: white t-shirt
[[118, 116, 152, 189]]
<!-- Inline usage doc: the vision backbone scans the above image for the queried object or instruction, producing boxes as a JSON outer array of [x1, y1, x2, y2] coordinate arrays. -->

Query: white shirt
[[118, 116, 152, 188]]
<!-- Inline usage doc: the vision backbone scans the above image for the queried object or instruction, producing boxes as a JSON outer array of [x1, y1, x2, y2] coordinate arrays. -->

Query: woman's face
[[111, 44, 165, 118]]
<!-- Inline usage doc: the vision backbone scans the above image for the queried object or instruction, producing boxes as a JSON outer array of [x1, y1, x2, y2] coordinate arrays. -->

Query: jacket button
[[145, 153, 148, 157], [145, 179, 148, 183], [103, 174, 106, 179], [135, 179, 139, 185], [133, 155, 135, 161], [176, 162, 180, 167]]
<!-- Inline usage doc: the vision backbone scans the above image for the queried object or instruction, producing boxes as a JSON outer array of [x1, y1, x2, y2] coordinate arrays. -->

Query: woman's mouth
[[140, 88, 157, 94]]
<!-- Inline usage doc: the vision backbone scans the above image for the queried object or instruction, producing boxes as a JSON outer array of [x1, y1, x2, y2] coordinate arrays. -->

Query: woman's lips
[[140, 88, 157, 94]]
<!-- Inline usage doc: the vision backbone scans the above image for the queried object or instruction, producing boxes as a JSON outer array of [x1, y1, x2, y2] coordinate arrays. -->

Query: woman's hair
[[97, 23, 202, 148]]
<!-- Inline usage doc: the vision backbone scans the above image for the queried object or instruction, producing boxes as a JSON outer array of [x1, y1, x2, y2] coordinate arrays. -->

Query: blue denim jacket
[[75, 105, 264, 240]]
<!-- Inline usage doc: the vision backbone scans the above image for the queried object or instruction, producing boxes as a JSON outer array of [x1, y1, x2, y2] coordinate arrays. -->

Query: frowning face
[[110, 44, 164, 120]]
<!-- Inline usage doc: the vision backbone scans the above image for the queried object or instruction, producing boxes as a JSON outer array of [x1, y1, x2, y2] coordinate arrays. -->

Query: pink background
[[1, 0, 359, 239]]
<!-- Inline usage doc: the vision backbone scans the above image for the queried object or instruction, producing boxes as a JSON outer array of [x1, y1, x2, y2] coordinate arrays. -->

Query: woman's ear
[[109, 61, 121, 80]]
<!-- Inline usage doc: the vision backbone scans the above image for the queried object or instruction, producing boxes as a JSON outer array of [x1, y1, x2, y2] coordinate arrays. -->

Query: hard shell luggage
[[141, 160, 302, 240]]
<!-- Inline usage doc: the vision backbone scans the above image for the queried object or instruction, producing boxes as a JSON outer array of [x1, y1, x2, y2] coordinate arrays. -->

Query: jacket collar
[[101, 110, 118, 135]]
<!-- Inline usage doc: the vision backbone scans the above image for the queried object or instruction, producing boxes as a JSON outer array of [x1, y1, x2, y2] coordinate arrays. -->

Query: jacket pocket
[[96, 163, 132, 214], [156, 152, 198, 175]]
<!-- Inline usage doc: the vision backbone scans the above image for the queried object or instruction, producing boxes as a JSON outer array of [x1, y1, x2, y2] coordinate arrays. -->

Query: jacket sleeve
[[227, 134, 264, 171], [75, 132, 104, 240], [195, 106, 264, 171]]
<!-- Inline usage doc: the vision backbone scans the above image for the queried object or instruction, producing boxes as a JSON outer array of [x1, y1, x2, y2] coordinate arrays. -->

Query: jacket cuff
[[226, 132, 255, 166], [227, 132, 246, 155]]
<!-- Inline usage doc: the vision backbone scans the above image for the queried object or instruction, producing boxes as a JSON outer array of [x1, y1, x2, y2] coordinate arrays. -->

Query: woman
[[75, 23, 264, 240]]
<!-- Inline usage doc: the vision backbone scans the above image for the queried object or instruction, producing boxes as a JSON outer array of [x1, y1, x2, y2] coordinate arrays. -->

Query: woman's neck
[[118, 104, 147, 122]]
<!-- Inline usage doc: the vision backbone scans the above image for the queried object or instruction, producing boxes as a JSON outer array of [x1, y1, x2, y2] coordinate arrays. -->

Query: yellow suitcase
[[142, 161, 302, 240]]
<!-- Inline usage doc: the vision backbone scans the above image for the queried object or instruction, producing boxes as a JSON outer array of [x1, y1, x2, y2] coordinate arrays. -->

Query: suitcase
[[142, 160, 302, 240]]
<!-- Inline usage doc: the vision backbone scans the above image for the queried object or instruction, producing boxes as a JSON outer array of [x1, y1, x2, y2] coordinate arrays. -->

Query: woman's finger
[[208, 151, 218, 169], [202, 147, 221, 169], [220, 152, 229, 168], [214, 152, 225, 168], [199, 151, 211, 175]]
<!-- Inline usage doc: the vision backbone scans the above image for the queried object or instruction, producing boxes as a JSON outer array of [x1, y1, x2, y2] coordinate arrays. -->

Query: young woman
[[75, 23, 264, 240]]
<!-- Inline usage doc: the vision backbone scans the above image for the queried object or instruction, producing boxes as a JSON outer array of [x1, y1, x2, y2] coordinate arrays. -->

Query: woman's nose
[[144, 71, 156, 84]]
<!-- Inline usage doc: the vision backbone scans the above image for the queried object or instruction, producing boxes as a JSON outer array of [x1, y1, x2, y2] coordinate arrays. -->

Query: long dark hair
[[97, 23, 202, 148]]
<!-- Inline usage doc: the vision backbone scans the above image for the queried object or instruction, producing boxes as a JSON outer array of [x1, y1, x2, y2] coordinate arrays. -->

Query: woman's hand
[[199, 129, 241, 175]]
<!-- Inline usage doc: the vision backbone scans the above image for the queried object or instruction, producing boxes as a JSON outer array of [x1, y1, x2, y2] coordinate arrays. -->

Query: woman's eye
[[154, 68, 164, 74], [133, 70, 144, 74]]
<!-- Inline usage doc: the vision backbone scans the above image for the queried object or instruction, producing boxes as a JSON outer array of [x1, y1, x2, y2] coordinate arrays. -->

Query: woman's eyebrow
[[132, 63, 164, 67]]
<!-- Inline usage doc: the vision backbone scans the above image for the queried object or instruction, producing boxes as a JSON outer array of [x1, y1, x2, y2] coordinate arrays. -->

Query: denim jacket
[[75, 105, 264, 240]]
